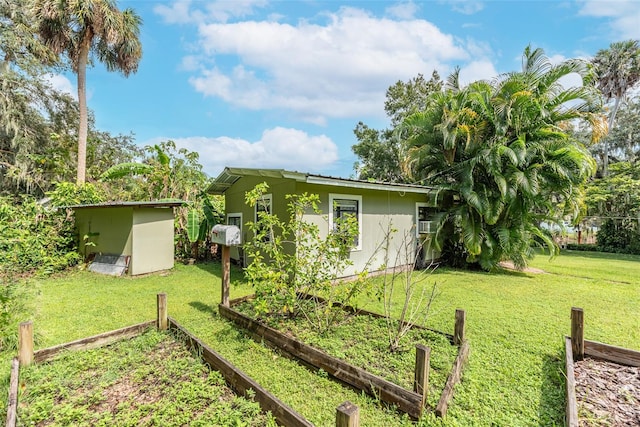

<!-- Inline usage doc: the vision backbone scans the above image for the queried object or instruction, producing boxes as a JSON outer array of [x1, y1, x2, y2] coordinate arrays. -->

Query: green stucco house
[[208, 168, 445, 277], [70, 201, 183, 276]]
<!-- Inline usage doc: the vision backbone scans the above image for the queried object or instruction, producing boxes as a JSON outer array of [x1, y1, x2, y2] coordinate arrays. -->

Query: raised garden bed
[[219, 295, 470, 419], [16, 328, 276, 426], [6, 294, 316, 427], [565, 307, 640, 426]]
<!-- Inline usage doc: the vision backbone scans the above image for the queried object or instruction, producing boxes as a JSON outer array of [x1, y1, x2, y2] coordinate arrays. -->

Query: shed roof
[[208, 167, 436, 195], [66, 201, 185, 210]]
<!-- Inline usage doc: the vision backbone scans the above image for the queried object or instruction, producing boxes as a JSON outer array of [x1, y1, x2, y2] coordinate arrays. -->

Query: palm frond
[[100, 162, 152, 180]]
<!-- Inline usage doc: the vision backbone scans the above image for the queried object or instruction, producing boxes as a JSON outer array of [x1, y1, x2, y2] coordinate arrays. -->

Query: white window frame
[[254, 193, 272, 221], [254, 193, 273, 241], [416, 202, 433, 237], [329, 193, 363, 251], [226, 213, 243, 232]]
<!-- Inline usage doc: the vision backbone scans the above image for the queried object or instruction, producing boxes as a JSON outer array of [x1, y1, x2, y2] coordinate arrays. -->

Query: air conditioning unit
[[418, 220, 434, 234]]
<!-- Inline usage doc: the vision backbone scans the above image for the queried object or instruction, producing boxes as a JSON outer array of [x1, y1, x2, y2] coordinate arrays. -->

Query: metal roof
[[207, 167, 436, 195], [66, 201, 185, 209]]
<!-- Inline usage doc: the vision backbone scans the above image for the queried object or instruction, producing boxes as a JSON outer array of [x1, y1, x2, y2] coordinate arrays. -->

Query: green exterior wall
[[75, 206, 175, 276], [223, 175, 295, 264], [76, 207, 133, 260], [224, 177, 441, 276], [131, 208, 175, 275]]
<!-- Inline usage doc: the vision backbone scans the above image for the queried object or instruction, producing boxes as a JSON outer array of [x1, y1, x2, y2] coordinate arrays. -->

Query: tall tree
[[592, 40, 640, 176], [32, 0, 142, 184], [352, 71, 442, 182], [605, 95, 640, 164], [400, 47, 603, 269], [1, 0, 73, 195]]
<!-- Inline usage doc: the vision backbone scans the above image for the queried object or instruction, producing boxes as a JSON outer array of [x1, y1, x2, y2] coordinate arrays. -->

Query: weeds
[[236, 301, 457, 408], [18, 329, 277, 426]]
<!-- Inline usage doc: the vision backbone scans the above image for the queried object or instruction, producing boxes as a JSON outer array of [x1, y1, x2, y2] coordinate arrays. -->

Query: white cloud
[[154, 0, 197, 24], [204, 0, 268, 23], [44, 74, 76, 99], [458, 59, 498, 85], [186, 6, 473, 122], [579, 0, 640, 39], [154, 0, 267, 24], [179, 55, 201, 72], [158, 127, 339, 176], [447, 0, 484, 15], [385, 2, 420, 20]]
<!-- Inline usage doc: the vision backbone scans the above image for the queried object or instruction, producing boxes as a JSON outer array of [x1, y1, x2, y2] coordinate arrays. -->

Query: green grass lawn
[[3, 250, 639, 426]]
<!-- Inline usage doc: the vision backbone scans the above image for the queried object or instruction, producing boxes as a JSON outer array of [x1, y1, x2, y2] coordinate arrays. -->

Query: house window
[[254, 193, 272, 241], [416, 203, 436, 235], [329, 194, 362, 251], [226, 213, 242, 231]]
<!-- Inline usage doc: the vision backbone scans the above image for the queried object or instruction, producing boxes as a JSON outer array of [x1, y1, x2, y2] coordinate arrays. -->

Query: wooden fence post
[[221, 245, 230, 307], [6, 357, 19, 427], [571, 307, 584, 361], [157, 293, 168, 331], [454, 309, 466, 345], [336, 401, 359, 427], [19, 321, 33, 366], [414, 344, 430, 410]]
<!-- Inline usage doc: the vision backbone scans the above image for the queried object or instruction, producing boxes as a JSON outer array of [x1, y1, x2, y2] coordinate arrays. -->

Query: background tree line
[[2, 0, 640, 275], [352, 41, 640, 265], [1, 0, 221, 280]]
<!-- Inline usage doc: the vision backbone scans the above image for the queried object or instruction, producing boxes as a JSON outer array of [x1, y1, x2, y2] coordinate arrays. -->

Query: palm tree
[[32, 0, 142, 184], [400, 47, 601, 269], [592, 40, 640, 176]]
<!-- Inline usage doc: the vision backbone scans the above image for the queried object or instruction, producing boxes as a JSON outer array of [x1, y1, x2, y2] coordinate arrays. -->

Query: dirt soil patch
[[498, 261, 546, 274], [574, 357, 640, 426]]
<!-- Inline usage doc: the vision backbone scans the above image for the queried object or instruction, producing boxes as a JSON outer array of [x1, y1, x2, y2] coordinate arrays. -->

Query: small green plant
[[243, 183, 366, 332], [82, 231, 99, 259]]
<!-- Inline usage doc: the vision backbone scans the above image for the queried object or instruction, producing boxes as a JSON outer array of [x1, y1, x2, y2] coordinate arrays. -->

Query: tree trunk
[[191, 241, 199, 260], [76, 40, 90, 185], [603, 96, 621, 178]]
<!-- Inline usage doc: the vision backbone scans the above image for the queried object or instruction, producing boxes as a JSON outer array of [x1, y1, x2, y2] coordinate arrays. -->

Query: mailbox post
[[210, 225, 242, 307]]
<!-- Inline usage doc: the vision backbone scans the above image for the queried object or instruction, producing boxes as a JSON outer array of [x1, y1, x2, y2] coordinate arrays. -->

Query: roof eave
[[207, 167, 437, 195], [305, 175, 435, 194]]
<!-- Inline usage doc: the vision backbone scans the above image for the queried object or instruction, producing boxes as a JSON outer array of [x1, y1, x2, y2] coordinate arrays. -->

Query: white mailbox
[[211, 224, 242, 246]]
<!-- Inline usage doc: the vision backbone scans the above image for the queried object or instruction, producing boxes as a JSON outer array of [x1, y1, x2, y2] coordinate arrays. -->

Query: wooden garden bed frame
[[565, 307, 640, 427], [6, 294, 361, 427], [220, 295, 470, 419]]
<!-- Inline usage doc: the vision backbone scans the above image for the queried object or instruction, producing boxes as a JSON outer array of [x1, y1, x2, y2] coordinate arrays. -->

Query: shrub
[[596, 219, 640, 255], [243, 184, 367, 332], [565, 243, 599, 252], [0, 182, 104, 276]]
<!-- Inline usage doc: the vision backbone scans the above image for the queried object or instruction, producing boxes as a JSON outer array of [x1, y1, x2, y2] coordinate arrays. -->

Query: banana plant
[[186, 194, 224, 260]]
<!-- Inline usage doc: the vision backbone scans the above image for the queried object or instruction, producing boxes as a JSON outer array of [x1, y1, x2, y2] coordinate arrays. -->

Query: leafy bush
[[565, 243, 599, 252], [0, 182, 104, 276], [243, 183, 366, 332], [175, 194, 224, 261], [596, 219, 640, 255]]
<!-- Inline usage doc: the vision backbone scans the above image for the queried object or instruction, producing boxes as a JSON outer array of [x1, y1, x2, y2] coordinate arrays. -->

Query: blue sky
[[50, 0, 640, 179]]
